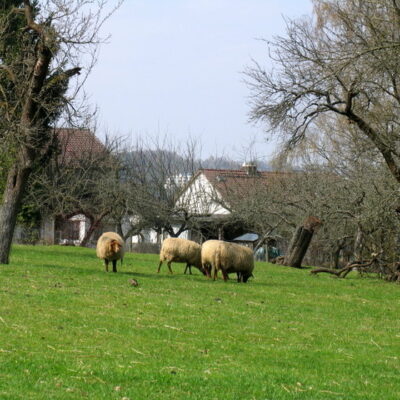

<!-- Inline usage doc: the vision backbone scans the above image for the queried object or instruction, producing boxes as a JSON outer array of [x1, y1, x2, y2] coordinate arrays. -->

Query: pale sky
[[85, 0, 313, 162]]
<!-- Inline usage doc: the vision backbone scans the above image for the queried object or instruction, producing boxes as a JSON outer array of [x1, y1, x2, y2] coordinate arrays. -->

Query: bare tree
[[247, 0, 400, 185], [26, 134, 207, 248], [212, 143, 400, 268], [113, 136, 204, 243], [220, 171, 299, 246], [262, 113, 400, 268], [26, 130, 127, 247], [0, 0, 122, 263]]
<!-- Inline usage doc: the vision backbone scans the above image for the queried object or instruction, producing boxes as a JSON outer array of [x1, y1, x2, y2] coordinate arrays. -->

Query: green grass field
[[0, 245, 399, 400]]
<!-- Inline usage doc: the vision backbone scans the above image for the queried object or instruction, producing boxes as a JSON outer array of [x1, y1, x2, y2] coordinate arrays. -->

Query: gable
[[176, 171, 230, 215], [175, 167, 293, 217]]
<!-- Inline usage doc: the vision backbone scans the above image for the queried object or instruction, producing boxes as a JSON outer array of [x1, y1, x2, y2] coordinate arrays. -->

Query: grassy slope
[[0, 245, 399, 400]]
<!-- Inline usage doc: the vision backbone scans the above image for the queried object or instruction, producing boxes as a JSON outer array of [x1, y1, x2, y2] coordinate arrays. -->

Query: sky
[[85, 0, 313, 162]]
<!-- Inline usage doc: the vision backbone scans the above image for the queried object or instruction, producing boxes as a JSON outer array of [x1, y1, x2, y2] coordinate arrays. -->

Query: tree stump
[[284, 216, 322, 268]]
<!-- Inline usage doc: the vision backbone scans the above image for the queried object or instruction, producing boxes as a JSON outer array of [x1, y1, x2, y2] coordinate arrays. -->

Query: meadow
[[0, 245, 399, 400]]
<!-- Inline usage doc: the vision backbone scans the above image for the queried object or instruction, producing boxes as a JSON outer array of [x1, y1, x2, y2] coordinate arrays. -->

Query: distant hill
[[119, 151, 271, 184]]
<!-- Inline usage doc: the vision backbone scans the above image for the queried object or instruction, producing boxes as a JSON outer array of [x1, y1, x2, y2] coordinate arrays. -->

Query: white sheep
[[201, 240, 254, 282], [158, 237, 203, 274], [96, 232, 125, 272]]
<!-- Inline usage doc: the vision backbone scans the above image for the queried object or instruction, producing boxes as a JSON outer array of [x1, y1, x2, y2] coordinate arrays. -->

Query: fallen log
[[310, 258, 377, 278], [310, 267, 343, 277]]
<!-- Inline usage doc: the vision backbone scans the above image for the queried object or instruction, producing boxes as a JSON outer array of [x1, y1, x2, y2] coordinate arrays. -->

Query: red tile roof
[[56, 128, 107, 163]]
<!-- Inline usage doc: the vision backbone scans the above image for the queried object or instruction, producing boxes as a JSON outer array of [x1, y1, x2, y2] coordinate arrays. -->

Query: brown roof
[[56, 128, 107, 163], [199, 168, 290, 200]]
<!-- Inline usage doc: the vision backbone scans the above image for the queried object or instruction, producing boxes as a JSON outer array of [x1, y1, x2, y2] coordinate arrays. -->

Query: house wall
[[131, 228, 160, 244], [126, 171, 231, 247], [176, 173, 230, 216], [130, 226, 191, 245], [43, 214, 113, 246], [130, 228, 161, 254], [69, 214, 87, 243]]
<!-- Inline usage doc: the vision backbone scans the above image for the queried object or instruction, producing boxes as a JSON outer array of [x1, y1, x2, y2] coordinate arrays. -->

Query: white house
[[129, 164, 274, 246]]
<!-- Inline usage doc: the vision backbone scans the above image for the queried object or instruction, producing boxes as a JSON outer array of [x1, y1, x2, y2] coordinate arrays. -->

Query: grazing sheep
[[157, 237, 203, 274], [96, 232, 125, 272], [201, 240, 254, 283]]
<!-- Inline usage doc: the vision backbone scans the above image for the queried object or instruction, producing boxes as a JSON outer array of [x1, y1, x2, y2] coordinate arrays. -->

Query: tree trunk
[[332, 239, 346, 269], [284, 216, 322, 268], [116, 222, 123, 237], [79, 211, 109, 247], [0, 5, 51, 264], [0, 164, 32, 264], [332, 246, 341, 269], [353, 225, 364, 260], [79, 220, 95, 247], [164, 223, 187, 238]]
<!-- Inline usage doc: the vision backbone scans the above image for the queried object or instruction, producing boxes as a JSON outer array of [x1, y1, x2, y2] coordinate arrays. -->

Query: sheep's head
[[195, 258, 207, 275], [197, 265, 208, 276], [109, 239, 122, 254], [237, 272, 253, 283]]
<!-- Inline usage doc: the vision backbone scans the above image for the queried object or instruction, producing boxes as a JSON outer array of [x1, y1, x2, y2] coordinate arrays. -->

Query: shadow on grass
[[32, 262, 191, 281], [29, 262, 277, 287], [120, 270, 207, 280]]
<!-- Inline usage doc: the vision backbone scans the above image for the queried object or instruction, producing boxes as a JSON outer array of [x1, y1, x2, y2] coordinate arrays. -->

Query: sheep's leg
[[184, 264, 192, 275], [184, 264, 188, 274], [222, 270, 229, 282], [212, 265, 218, 281], [203, 263, 211, 278], [167, 261, 173, 274], [157, 260, 163, 273], [112, 260, 117, 273], [104, 259, 109, 272]]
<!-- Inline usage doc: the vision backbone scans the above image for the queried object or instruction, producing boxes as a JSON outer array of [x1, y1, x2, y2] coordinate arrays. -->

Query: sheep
[[96, 232, 125, 272], [157, 237, 203, 275], [201, 240, 254, 283]]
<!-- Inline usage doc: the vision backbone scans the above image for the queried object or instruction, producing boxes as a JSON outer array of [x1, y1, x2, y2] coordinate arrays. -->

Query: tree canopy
[[247, 0, 400, 184], [0, 0, 121, 264]]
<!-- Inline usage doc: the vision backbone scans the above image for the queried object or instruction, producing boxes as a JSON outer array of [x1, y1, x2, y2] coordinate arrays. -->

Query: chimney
[[242, 162, 258, 176]]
